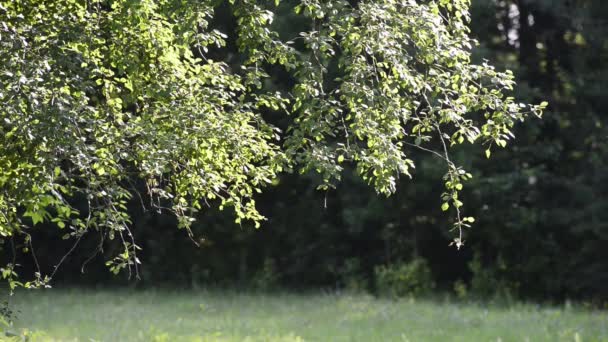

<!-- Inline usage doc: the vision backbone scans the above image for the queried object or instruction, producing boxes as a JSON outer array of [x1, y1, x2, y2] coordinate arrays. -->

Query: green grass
[[4, 289, 607, 341]]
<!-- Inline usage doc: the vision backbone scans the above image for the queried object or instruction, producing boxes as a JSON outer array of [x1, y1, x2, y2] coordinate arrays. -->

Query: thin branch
[[435, 123, 463, 249], [81, 233, 104, 274], [403, 141, 449, 162], [49, 233, 84, 280], [25, 233, 41, 277]]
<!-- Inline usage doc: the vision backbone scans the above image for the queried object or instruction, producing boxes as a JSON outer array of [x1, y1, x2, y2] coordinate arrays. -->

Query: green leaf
[[31, 212, 43, 225]]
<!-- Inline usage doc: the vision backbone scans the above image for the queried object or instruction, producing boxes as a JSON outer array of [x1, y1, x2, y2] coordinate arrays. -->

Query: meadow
[[2, 289, 607, 341]]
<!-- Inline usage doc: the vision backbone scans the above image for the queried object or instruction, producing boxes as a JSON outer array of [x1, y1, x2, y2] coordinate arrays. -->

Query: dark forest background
[[7, 0, 608, 302]]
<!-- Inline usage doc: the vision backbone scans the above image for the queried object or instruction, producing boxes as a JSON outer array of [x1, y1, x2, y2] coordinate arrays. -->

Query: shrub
[[374, 258, 434, 298], [453, 279, 468, 300], [251, 258, 280, 291], [469, 253, 518, 300], [339, 258, 369, 293]]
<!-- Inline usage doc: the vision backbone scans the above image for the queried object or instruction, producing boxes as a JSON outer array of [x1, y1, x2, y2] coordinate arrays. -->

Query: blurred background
[[9, 0, 608, 303]]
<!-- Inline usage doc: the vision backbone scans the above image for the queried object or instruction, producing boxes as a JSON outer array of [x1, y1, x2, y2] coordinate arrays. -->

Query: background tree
[[465, 0, 608, 300]]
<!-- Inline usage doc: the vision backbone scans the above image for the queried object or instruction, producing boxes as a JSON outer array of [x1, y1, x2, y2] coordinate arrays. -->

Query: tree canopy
[[0, 0, 543, 286]]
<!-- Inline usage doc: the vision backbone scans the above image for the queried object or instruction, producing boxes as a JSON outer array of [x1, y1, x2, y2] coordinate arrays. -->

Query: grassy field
[[3, 289, 607, 341]]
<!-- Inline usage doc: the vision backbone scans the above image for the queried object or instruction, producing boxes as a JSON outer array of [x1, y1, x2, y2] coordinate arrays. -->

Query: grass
[[3, 288, 607, 341]]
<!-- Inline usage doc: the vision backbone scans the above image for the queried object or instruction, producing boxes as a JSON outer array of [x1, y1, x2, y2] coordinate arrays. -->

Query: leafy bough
[[0, 0, 544, 288]]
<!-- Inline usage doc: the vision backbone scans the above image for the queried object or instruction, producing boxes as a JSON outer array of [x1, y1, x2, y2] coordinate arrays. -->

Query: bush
[[453, 279, 468, 300], [339, 258, 369, 293], [374, 258, 434, 298], [468, 253, 518, 300], [251, 258, 280, 290]]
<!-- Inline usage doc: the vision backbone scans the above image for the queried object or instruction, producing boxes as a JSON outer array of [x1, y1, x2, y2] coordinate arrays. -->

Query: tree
[[464, 0, 608, 300], [0, 0, 544, 287]]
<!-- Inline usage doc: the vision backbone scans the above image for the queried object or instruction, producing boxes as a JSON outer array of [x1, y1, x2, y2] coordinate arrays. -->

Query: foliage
[[374, 258, 434, 297], [3, 0, 605, 305], [0, 0, 295, 281], [0, 301, 15, 332], [0, 0, 541, 284], [0, 299, 23, 342]]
